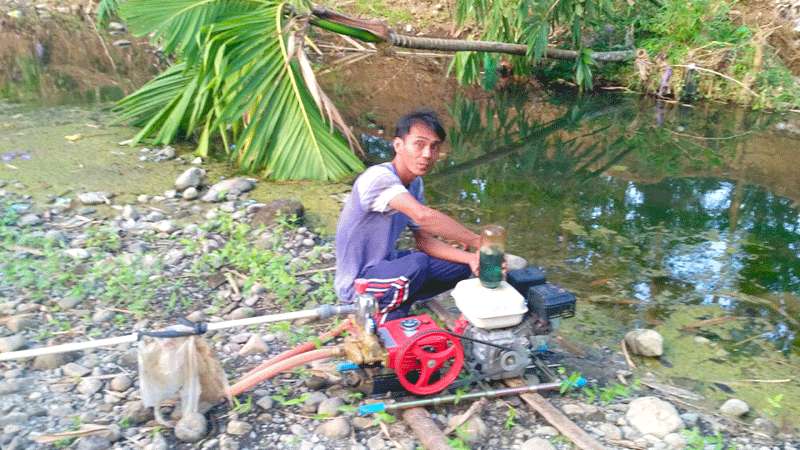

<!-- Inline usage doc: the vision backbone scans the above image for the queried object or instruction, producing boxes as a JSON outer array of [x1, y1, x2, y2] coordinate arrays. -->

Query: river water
[[3, 16, 800, 428]]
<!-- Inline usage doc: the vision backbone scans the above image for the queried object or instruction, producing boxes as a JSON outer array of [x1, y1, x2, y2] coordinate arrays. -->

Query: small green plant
[[271, 392, 310, 407], [447, 436, 471, 450], [560, 371, 583, 394], [373, 411, 397, 426], [53, 437, 77, 448], [504, 405, 517, 430], [765, 393, 783, 417], [337, 404, 358, 415], [682, 427, 727, 450], [453, 387, 468, 405], [231, 395, 253, 415], [118, 417, 131, 429]]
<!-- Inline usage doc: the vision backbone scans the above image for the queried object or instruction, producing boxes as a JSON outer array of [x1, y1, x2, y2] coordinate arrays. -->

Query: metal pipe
[[0, 304, 356, 361], [358, 381, 563, 415]]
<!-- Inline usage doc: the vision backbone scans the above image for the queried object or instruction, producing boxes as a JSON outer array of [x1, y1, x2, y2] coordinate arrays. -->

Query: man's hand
[[469, 250, 480, 276]]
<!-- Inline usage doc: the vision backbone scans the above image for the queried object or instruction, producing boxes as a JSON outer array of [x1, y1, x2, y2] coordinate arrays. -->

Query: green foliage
[[448, 434, 471, 450], [452, 0, 612, 91], [584, 380, 639, 404], [504, 405, 517, 430], [372, 411, 397, 425], [765, 393, 783, 417], [116, 0, 364, 180], [96, 0, 121, 26], [559, 371, 583, 394], [232, 395, 254, 414], [271, 392, 310, 406], [682, 427, 729, 450]]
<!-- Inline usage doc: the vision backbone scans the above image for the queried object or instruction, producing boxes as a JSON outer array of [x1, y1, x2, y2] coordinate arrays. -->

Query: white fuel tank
[[451, 278, 527, 329]]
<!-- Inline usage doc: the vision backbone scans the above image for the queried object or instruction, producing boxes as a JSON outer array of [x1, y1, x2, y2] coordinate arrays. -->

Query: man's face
[[394, 123, 443, 177]]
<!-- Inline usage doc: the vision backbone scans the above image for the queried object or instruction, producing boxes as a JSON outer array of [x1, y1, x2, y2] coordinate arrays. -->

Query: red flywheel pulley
[[393, 329, 464, 395]]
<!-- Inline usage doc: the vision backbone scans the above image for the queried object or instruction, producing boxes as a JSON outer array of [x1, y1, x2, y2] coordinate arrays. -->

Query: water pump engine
[[347, 266, 576, 396]]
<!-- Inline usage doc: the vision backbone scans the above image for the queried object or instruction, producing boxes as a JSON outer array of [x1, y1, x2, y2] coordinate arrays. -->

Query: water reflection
[[414, 90, 800, 357]]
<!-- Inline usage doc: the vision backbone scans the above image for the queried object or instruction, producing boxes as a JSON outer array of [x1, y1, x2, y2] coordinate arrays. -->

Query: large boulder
[[626, 396, 684, 438], [201, 178, 256, 202], [175, 167, 206, 191], [624, 329, 664, 357], [250, 199, 305, 227], [719, 398, 749, 417]]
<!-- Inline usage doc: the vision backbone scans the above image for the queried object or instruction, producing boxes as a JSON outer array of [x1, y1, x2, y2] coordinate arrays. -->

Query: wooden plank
[[402, 407, 452, 450], [505, 378, 604, 450]]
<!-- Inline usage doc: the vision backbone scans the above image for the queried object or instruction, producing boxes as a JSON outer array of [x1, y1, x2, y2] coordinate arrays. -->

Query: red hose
[[228, 347, 344, 396], [240, 319, 352, 380]]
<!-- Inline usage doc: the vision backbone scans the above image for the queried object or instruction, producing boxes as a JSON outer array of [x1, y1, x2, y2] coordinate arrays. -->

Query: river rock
[[63, 362, 91, 377], [77, 435, 111, 450], [110, 375, 132, 392], [77, 378, 103, 395], [0, 335, 26, 353], [367, 435, 386, 450], [122, 400, 153, 425], [153, 220, 176, 234], [719, 398, 749, 417], [227, 307, 255, 320], [238, 335, 268, 356], [256, 396, 274, 411], [175, 168, 205, 191], [251, 199, 304, 226], [624, 329, 664, 357], [156, 146, 176, 160], [663, 432, 687, 449], [302, 392, 328, 413], [317, 397, 344, 417], [626, 397, 683, 438], [0, 380, 22, 395], [752, 417, 778, 437], [18, 213, 42, 227], [175, 412, 207, 442], [92, 309, 115, 324], [505, 253, 528, 271], [597, 423, 622, 440], [452, 416, 488, 443], [33, 352, 73, 370], [520, 438, 556, 450], [315, 417, 350, 439], [226, 420, 252, 436], [65, 248, 91, 260], [201, 178, 256, 202], [122, 205, 139, 220], [78, 192, 112, 205], [6, 315, 37, 332], [182, 187, 199, 200], [144, 432, 168, 450]]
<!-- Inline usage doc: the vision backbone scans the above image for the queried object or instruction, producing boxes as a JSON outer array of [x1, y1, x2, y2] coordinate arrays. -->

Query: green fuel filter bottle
[[479, 224, 506, 289]]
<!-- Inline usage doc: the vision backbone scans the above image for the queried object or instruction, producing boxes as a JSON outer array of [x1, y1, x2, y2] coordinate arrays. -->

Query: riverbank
[[1, 170, 797, 450], [1, 100, 799, 449]]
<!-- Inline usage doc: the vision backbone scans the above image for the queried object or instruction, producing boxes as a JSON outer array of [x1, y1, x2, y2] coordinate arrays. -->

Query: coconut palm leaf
[[120, 0, 256, 59], [115, 0, 363, 180], [208, 3, 362, 179]]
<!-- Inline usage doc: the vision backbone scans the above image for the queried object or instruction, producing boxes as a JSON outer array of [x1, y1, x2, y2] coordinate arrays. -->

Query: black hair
[[394, 109, 447, 141]]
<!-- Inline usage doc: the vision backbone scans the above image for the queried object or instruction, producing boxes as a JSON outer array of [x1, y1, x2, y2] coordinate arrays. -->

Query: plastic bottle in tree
[[479, 225, 506, 289]]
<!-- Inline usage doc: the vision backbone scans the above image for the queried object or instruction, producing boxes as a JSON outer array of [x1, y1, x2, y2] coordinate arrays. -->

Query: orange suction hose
[[240, 318, 352, 380], [229, 346, 345, 396]]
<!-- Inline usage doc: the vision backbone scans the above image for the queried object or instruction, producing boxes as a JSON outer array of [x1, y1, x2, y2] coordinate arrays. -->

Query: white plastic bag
[[137, 331, 229, 426]]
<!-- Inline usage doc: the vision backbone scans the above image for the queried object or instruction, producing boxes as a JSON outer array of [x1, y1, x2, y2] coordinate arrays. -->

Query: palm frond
[[115, 0, 364, 181], [119, 0, 255, 59], [209, 3, 362, 179]]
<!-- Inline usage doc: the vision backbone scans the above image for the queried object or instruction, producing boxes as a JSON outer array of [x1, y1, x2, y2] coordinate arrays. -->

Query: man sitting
[[335, 109, 481, 324]]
